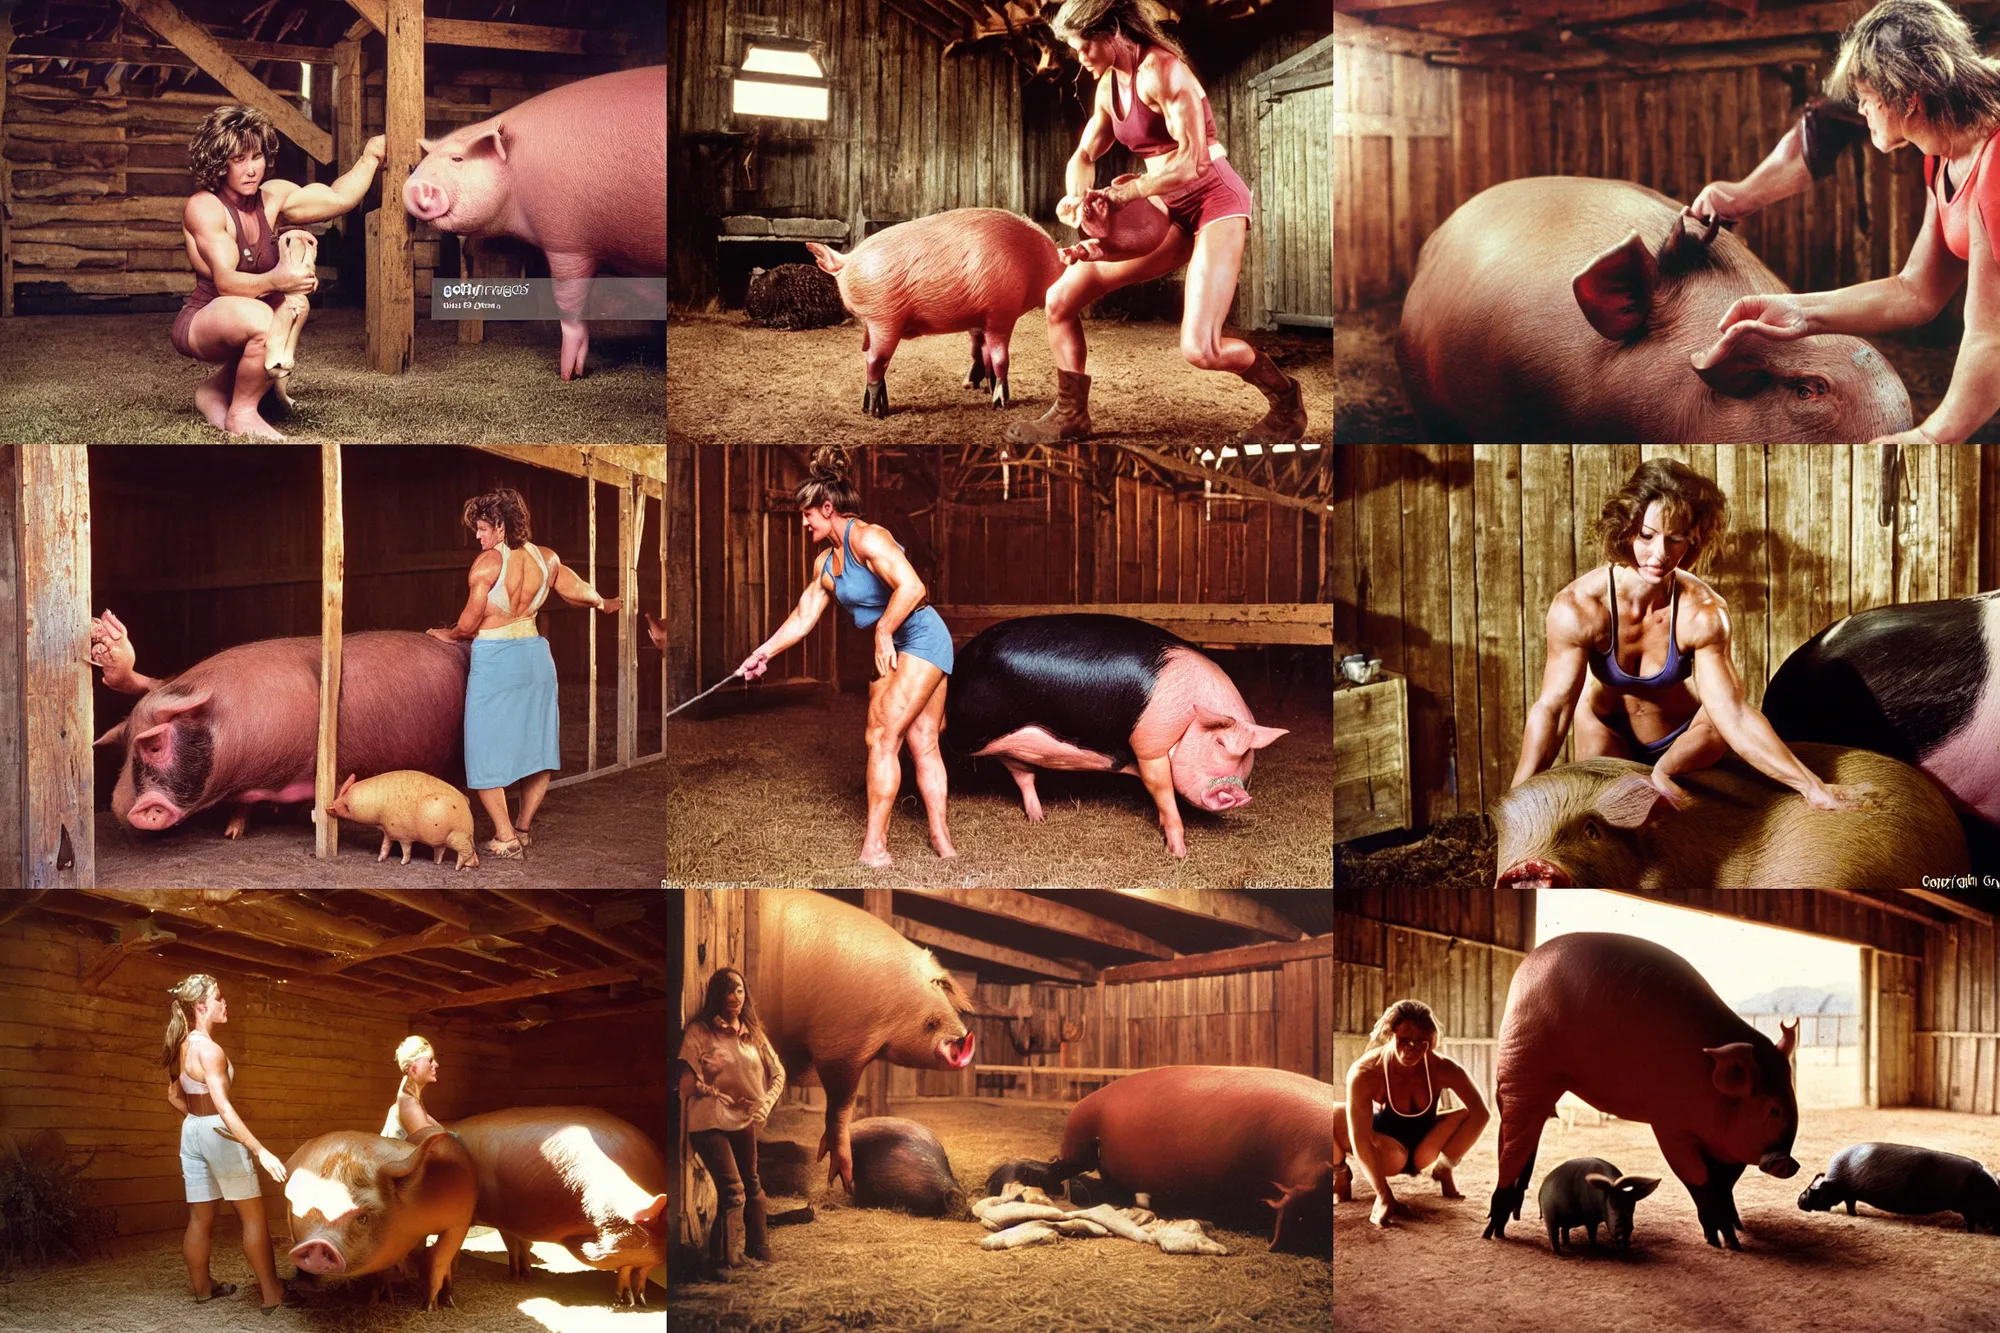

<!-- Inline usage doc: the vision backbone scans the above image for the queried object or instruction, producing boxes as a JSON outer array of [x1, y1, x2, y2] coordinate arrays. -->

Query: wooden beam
[[419, 962, 645, 1012], [114, 0, 332, 162], [314, 446, 344, 858], [1104, 889, 1304, 940], [497, 999, 666, 1032], [81, 889, 383, 953], [587, 473, 599, 774], [619, 477, 641, 766], [307, 910, 547, 975], [340, 0, 626, 55], [892, 914, 1096, 982], [1112, 443, 1331, 513], [895, 888, 1175, 958], [366, 0, 420, 374], [1813, 886, 1952, 930], [21, 447, 90, 887], [8, 36, 335, 66], [483, 890, 666, 976], [1897, 888, 1996, 928], [1102, 933, 1336, 984], [1332, 12, 1464, 58]]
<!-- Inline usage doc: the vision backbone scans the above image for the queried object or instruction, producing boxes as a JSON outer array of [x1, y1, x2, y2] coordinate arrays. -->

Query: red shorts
[[170, 290, 283, 360], [1159, 155, 1253, 236]]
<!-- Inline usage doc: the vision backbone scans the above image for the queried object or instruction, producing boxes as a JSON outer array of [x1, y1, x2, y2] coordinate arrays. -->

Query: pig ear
[[149, 688, 213, 723], [1573, 230, 1660, 341], [382, 1129, 453, 1184], [1691, 327, 1780, 398], [1249, 724, 1288, 749], [1592, 773, 1666, 830], [1584, 1172, 1619, 1193], [1703, 1041, 1759, 1098], [418, 137, 437, 154], [1620, 1176, 1662, 1201], [338, 773, 357, 797], [93, 718, 129, 748], [464, 123, 507, 164], [1194, 704, 1239, 732], [1777, 1018, 1799, 1057]]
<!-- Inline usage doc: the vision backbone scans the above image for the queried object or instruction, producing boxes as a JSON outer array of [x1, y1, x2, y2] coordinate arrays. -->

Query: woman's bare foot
[[224, 408, 286, 441], [859, 845, 893, 869], [1369, 1195, 1408, 1227], [1432, 1162, 1462, 1198], [929, 828, 958, 859], [195, 367, 233, 429]]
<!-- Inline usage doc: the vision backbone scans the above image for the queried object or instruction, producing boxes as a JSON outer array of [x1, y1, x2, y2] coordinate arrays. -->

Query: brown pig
[[751, 890, 976, 1192], [1482, 932, 1799, 1250], [1046, 1065, 1336, 1254], [283, 1129, 477, 1310], [325, 770, 479, 870], [449, 1107, 667, 1307]]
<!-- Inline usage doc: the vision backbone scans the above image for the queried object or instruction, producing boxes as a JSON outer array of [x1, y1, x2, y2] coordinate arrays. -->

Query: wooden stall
[[1331, 443, 1995, 830], [672, 887, 1332, 1328], [0, 889, 666, 1288]]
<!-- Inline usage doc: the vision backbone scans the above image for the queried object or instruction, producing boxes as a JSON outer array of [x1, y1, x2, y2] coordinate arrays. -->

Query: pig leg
[[1001, 758, 1046, 823], [447, 831, 479, 870], [815, 1059, 866, 1193], [860, 322, 900, 418], [422, 1222, 469, 1311], [1482, 1087, 1558, 1240], [549, 255, 599, 381], [964, 330, 993, 394], [1655, 1128, 1745, 1250], [378, 832, 393, 862], [1134, 754, 1188, 858], [224, 805, 252, 840], [982, 319, 1018, 408], [398, 839, 415, 865], [500, 1230, 533, 1279]]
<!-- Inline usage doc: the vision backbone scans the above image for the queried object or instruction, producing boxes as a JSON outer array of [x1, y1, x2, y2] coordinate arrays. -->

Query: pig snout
[[940, 1031, 975, 1068], [1760, 1151, 1801, 1179], [126, 792, 187, 831], [290, 1238, 346, 1274], [1203, 777, 1250, 811], [404, 175, 451, 224], [1496, 858, 1573, 890]]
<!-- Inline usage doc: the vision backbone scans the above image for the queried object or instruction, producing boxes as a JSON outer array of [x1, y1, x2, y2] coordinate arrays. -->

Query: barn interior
[[672, 887, 1334, 1333], [1334, 442, 2000, 885], [0, 0, 667, 445], [1332, 1, 2000, 443], [664, 443, 1333, 889], [0, 887, 669, 1333], [0, 443, 667, 890], [1335, 875, 2000, 1329], [666, 0, 1332, 444]]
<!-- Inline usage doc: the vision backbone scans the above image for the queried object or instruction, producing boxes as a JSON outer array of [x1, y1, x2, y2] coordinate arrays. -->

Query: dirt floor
[[671, 1096, 1332, 1333], [94, 758, 663, 888], [0, 310, 664, 445], [0, 1225, 665, 1332], [1334, 302, 2000, 444], [665, 310, 1332, 445], [1335, 1106, 2000, 1333], [1336, 813, 1494, 895], [665, 680, 1330, 889]]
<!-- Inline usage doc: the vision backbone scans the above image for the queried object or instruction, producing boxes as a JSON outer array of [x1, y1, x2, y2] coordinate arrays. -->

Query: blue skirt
[[465, 636, 560, 789], [890, 604, 954, 675]]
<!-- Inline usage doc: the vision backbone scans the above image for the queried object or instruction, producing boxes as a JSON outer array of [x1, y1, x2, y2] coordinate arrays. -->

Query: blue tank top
[[830, 518, 896, 629], [1588, 566, 1692, 690]]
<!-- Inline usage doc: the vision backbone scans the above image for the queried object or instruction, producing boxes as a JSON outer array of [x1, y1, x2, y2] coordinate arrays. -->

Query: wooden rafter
[[341, 0, 630, 55], [114, 0, 333, 162], [419, 962, 645, 1013], [897, 886, 1178, 957]]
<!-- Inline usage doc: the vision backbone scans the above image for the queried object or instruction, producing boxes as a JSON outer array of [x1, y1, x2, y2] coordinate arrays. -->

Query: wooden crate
[[1335, 671, 1410, 843]]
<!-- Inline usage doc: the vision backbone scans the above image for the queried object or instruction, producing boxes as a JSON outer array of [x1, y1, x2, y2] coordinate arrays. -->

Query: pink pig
[[1060, 173, 1172, 265], [807, 208, 1065, 417], [403, 65, 666, 381]]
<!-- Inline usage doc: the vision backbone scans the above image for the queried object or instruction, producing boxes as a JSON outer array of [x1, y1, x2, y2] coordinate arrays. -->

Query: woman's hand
[[89, 609, 138, 682], [1058, 239, 1105, 266], [1648, 766, 1693, 810], [874, 632, 899, 678], [1089, 180, 1137, 209], [1700, 293, 1810, 366], [737, 648, 771, 681], [1684, 180, 1749, 226], [426, 626, 458, 643], [257, 1148, 288, 1183], [364, 134, 386, 163], [1803, 781, 1868, 813], [1369, 1192, 1408, 1227], [272, 263, 318, 297], [596, 596, 623, 614], [1867, 425, 1942, 447]]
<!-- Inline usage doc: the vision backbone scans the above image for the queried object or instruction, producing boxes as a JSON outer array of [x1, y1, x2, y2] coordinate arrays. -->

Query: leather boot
[[1237, 350, 1307, 444], [743, 1195, 771, 1261], [1003, 369, 1092, 444], [706, 1207, 740, 1274]]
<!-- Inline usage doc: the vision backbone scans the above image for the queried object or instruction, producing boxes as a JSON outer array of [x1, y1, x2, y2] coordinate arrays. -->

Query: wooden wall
[[1332, 443, 1986, 829], [0, 912, 511, 1256], [0, 448, 19, 886], [89, 446, 663, 783], [508, 1011, 669, 1144], [1919, 919, 2000, 1114], [1334, 36, 1929, 311]]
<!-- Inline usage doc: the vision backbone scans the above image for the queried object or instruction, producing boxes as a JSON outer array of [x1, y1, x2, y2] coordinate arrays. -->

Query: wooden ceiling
[[868, 444, 1331, 512], [1, 888, 666, 1027], [1336, 1, 2000, 79], [884, 0, 1299, 75]]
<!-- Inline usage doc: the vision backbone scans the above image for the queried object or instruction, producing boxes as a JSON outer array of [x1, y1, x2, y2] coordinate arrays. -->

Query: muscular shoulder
[[1674, 572, 1731, 649], [183, 190, 228, 232], [847, 521, 899, 563], [1139, 47, 1193, 100], [1548, 572, 1609, 644], [470, 549, 502, 583]]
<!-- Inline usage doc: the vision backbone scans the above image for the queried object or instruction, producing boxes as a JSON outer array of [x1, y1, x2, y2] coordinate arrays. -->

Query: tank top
[[830, 519, 902, 630], [1924, 125, 2000, 262], [184, 189, 278, 310], [478, 543, 555, 641], [1109, 57, 1222, 160], [1587, 567, 1692, 690]]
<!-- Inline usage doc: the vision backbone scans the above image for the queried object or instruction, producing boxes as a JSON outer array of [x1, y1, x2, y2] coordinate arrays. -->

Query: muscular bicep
[[1905, 189, 1967, 317], [186, 196, 242, 281], [1531, 597, 1595, 712], [1077, 78, 1115, 161], [796, 557, 833, 622], [1965, 199, 2000, 337], [1436, 1057, 1487, 1114]]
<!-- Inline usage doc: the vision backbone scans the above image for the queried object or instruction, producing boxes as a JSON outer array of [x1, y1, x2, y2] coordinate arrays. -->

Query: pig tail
[[161, 973, 218, 1072], [1359, 999, 1440, 1062]]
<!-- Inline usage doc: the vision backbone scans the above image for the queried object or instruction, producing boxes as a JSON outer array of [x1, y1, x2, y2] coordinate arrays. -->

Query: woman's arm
[[166, 1079, 189, 1116], [195, 1041, 286, 1182], [1687, 123, 1811, 223], [1683, 603, 1857, 810], [429, 556, 497, 642], [1436, 1056, 1490, 1124], [395, 1090, 440, 1138], [851, 526, 926, 677], [748, 1041, 787, 1125], [548, 554, 620, 612], [743, 555, 834, 673], [185, 194, 302, 300], [1511, 593, 1596, 787], [1104, 57, 1207, 204], [1059, 76, 1118, 226], [274, 136, 386, 226], [1343, 1064, 1393, 1203], [1903, 199, 2000, 443]]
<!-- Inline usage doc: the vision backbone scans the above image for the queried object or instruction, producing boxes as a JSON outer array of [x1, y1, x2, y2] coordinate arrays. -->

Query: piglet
[[945, 614, 1286, 858], [1538, 1156, 1661, 1252], [325, 770, 479, 870], [807, 208, 1064, 416], [1799, 1143, 2000, 1233], [1060, 173, 1172, 265], [848, 1117, 963, 1217]]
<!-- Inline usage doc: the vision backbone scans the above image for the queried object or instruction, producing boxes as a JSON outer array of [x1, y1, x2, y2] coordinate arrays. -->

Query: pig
[[1799, 1142, 2000, 1232], [1482, 932, 1800, 1251], [745, 261, 846, 330], [1490, 743, 1968, 890], [847, 1117, 963, 1217], [750, 890, 976, 1192], [1763, 592, 2000, 831], [1043, 1065, 1337, 1254], [324, 770, 479, 870], [806, 208, 1064, 416], [93, 629, 468, 839], [283, 1129, 477, 1311], [1537, 1156, 1662, 1253], [944, 614, 1287, 858], [984, 1158, 1062, 1199], [449, 1107, 667, 1307], [1060, 173, 1172, 265], [1397, 176, 1912, 442], [402, 65, 667, 381]]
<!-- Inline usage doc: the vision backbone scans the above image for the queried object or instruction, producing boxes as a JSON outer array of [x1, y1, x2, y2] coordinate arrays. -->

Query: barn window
[[732, 41, 830, 121]]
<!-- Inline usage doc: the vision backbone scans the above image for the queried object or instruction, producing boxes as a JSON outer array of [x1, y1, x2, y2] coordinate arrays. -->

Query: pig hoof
[[861, 381, 890, 417]]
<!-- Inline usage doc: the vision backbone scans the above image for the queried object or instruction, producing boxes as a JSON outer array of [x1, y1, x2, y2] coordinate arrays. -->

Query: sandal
[[262, 1287, 308, 1314], [194, 1282, 238, 1303], [514, 828, 533, 848], [483, 837, 526, 860]]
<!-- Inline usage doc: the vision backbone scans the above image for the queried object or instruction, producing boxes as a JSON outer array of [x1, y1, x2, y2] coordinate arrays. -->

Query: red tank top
[[1924, 126, 2000, 261], [186, 189, 278, 307], [1108, 56, 1221, 159]]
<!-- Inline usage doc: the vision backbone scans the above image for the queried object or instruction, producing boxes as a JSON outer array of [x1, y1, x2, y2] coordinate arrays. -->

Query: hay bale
[[746, 263, 847, 330]]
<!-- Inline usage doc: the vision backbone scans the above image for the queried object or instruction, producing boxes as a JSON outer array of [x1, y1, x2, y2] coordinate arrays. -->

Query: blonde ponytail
[[162, 973, 217, 1072]]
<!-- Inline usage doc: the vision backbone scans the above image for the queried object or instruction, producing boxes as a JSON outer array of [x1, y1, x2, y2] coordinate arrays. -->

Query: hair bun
[[809, 445, 850, 483]]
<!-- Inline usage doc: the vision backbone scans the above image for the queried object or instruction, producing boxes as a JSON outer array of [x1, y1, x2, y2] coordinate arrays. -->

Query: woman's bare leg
[[1183, 217, 1306, 441], [475, 787, 519, 843], [861, 657, 944, 867], [515, 770, 554, 834], [184, 1199, 218, 1296], [1409, 1106, 1489, 1198], [904, 676, 955, 859], [227, 1195, 285, 1308], [186, 296, 284, 440]]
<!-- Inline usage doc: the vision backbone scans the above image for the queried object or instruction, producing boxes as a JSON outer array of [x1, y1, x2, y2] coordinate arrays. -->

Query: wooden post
[[658, 482, 667, 750], [619, 478, 639, 766], [333, 36, 362, 299], [368, 0, 422, 373], [0, 448, 20, 883], [1, 6, 13, 318], [21, 447, 91, 887], [665, 443, 695, 708], [458, 240, 484, 345], [314, 446, 345, 858], [587, 474, 598, 772]]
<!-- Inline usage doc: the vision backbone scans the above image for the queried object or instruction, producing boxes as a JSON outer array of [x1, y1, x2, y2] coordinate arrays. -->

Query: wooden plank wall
[[0, 913, 512, 1256], [1334, 37, 1927, 310], [673, 887, 748, 1250], [509, 1012, 668, 1145], [0, 448, 19, 885], [1918, 920, 2000, 1114], [1876, 950, 1919, 1110], [1332, 443, 1985, 828]]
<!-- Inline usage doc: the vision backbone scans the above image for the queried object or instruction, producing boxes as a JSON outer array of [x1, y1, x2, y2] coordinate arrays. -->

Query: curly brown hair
[[187, 105, 280, 196], [792, 445, 862, 516], [461, 487, 532, 549], [1593, 460, 1728, 572]]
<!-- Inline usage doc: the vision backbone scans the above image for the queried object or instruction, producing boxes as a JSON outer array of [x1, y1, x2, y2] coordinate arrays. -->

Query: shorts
[[1160, 155, 1253, 237], [889, 605, 954, 675], [180, 1113, 260, 1202], [170, 290, 284, 360]]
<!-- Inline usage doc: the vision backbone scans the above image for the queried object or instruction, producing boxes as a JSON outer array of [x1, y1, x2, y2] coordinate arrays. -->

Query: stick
[[665, 670, 744, 720]]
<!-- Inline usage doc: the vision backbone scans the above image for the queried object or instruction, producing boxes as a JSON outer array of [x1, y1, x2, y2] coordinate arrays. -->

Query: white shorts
[[180, 1114, 260, 1203]]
